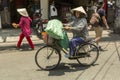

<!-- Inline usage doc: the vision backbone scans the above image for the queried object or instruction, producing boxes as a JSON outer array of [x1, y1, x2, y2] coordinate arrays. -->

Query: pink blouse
[[19, 16, 32, 37]]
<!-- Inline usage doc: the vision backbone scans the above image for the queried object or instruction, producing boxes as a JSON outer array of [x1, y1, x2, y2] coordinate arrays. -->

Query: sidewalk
[[0, 28, 42, 49], [0, 28, 119, 48]]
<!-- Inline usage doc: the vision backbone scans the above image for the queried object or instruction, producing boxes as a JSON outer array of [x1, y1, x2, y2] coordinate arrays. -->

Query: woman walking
[[89, 1, 109, 50], [12, 8, 34, 50]]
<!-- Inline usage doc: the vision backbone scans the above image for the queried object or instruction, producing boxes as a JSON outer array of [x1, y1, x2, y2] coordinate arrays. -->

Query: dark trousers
[[69, 37, 85, 56]]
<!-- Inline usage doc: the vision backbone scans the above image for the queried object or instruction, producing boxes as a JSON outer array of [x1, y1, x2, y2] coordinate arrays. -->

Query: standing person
[[64, 6, 89, 58], [0, 3, 3, 29], [89, 1, 109, 50], [49, 1, 58, 19], [12, 8, 34, 50], [30, 0, 40, 19]]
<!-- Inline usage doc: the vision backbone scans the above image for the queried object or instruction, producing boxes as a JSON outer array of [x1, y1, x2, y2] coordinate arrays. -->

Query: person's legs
[[93, 26, 103, 46], [26, 36, 34, 49], [17, 33, 24, 48], [70, 37, 85, 56]]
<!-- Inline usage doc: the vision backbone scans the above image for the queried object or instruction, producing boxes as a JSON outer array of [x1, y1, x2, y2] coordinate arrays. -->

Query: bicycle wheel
[[35, 45, 61, 70], [76, 43, 99, 66]]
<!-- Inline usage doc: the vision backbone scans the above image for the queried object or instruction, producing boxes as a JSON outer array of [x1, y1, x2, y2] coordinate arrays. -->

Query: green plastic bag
[[57, 30, 69, 50], [45, 19, 64, 39]]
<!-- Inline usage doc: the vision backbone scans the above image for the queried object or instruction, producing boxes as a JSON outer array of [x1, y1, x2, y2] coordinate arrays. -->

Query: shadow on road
[[36, 62, 94, 76]]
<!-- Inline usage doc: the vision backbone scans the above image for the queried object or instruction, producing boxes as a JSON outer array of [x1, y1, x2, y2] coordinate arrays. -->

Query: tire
[[76, 43, 99, 66], [35, 45, 61, 70], [36, 24, 41, 37], [35, 20, 43, 39]]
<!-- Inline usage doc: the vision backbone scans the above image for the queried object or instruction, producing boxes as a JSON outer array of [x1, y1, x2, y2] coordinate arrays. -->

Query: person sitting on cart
[[64, 6, 89, 58]]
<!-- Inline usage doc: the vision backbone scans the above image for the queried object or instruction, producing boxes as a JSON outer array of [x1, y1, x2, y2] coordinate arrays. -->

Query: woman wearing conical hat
[[12, 8, 34, 50], [64, 6, 89, 58]]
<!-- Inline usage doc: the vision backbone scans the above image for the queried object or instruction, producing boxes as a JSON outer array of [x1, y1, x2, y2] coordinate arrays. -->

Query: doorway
[[9, 0, 40, 23]]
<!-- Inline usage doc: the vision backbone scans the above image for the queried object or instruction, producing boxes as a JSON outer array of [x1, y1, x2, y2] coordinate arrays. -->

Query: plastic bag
[[45, 19, 64, 39], [57, 31, 69, 50]]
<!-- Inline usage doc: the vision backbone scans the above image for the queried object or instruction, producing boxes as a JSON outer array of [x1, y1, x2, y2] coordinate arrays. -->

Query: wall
[[73, 0, 89, 7], [114, 0, 120, 33], [41, 0, 48, 19]]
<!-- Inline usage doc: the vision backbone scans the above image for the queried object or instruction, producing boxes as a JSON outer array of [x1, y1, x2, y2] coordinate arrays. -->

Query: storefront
[[40, 0, 108, 23], [51, 0, 108, 22], [10, 0, 41, 23], [0, 0, 10, 28], [0, 0, 41, 28], [0, 0, 108, 28], [48, 0, 89, 23]]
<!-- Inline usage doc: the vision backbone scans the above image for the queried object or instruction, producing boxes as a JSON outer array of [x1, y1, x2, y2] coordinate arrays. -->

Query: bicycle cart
[[35, 37, 99, 71]]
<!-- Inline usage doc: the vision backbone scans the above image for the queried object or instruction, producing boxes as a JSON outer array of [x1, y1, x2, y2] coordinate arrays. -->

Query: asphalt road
[[0, 29, 120, 80]]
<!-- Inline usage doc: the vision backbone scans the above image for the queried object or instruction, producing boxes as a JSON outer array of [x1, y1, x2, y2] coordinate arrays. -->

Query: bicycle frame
[[35, 38, 99, 70], [51, 41, 69, 54], [49, 38, 91, 56]]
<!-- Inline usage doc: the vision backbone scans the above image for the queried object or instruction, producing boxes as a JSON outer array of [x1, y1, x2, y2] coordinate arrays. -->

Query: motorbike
[[32, 9, 48, 39]]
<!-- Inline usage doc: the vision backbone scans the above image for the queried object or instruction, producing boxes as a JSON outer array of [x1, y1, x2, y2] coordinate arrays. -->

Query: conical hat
[[72, 6, 87, 16], [17, 8, 28, 17]]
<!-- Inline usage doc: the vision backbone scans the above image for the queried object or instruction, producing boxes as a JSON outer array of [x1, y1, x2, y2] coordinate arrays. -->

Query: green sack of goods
[[45, 19, 64, 39], [57, 30, 69, 50]]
